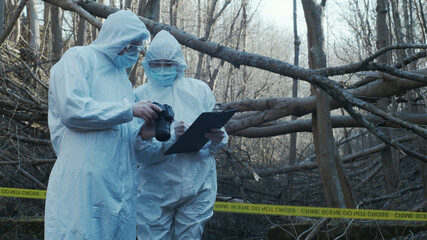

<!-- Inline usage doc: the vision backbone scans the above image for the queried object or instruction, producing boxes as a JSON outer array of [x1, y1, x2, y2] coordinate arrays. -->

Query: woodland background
[[0, 0, 426, 239]]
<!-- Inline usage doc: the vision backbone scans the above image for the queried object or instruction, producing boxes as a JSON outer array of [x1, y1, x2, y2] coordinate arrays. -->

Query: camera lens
[[152, 102, 174, 142], [155, 117, 171, 141]]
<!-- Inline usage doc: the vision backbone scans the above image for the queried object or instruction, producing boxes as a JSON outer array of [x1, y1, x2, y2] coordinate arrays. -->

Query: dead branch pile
[[207, 134, 426, 239], [0, 44, 54, 222]]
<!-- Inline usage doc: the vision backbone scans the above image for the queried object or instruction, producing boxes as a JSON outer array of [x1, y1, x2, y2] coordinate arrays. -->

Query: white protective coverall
[[134, 30, 228, 239], [45, 10, 150, 239]]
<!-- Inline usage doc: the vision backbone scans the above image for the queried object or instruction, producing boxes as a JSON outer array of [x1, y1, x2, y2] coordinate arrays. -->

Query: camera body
[[152, 102, 174, 141]]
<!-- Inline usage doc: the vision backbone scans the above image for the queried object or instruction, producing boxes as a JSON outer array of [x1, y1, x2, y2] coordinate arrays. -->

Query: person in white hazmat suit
[[134, 30, 228, 239], [45, 10, 161, 239]]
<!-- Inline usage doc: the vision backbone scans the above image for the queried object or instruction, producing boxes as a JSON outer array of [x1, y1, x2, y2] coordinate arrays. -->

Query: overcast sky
[[258, 0, 301, 29], [258, 0, 349, 42]]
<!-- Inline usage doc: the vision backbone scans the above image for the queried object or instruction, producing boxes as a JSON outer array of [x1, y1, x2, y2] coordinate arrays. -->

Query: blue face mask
[[149, 66, 178, 86], [113, 51, 139, 69]]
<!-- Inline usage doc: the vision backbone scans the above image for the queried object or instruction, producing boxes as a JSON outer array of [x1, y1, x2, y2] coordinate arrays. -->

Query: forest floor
[[202, 151, 427, 240], [1, 151, 426, 240]]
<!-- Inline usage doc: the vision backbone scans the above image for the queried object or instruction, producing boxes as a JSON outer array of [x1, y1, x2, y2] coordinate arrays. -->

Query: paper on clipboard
[[165, 109, 237, 155]]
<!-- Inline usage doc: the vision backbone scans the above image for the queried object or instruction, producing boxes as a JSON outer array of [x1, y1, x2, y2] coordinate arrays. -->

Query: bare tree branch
[[231, 114, 427, 137], [42, 0, 427, 160], [223, 75, 425, 134], [43, 0, 102, 29], [314, 44, 427, 84], [0, 0, 28, 46]]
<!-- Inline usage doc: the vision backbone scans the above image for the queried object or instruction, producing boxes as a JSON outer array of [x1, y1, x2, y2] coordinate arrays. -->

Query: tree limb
[[42, 0, 427, 160], [223, 75, 425, 134], [231, 114, 427, 137], [43, 0, 102, 29], [0, 0, 28, 46]]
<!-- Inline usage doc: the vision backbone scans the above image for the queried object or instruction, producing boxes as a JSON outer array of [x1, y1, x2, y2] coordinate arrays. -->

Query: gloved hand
[[132, 100, 161, 123], [204, 128, 225, 144], [174, 121, 189, 138]]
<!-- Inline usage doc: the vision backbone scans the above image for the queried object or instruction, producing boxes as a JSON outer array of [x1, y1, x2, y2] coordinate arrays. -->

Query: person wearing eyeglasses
[[45, 10, 161, 240], [134, 30, 228, 239]]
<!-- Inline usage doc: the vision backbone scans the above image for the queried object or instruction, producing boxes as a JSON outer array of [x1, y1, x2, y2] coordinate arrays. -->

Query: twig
[[412, 200, 427, 212], [359, 184, 423, 206], [222, 149, 247, 202], [17, 167, 47, 189], [0, 0, 29, 46], [362, 44, 427, 66], [374, 220, 386, 240], [304, 218, 329, 240], [393, 51, 427, 69], [296, 218, 329, 240], [264, 215, 297, 240], [0, 86, 43, 108], [354, 162, 383, 189], [15, 125, 21, 173], [0, 159, 56, 165], [0, 153, 47, 189], [3, 48, 49, 90], [296, 220, 318, 240], [1, 76, 47, 107], [0, 127, 51, 145], [222, 147, 260, 181], [337, 129, 368, 146], [334, 202, 363, 240]]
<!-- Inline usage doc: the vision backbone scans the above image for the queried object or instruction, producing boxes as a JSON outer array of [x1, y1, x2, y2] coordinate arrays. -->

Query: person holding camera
[[134, 30, 228, 239], [45, 10, 161, 239]]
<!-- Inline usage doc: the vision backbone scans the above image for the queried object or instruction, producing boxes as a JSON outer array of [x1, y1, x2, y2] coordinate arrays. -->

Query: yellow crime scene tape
[[214, 202, 427, 221], [2, 187, 427, 221], [0, 187, 46, 199]]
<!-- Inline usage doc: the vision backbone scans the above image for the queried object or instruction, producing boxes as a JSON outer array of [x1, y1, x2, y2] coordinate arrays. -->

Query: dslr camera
[[152, 102, 174, 142]]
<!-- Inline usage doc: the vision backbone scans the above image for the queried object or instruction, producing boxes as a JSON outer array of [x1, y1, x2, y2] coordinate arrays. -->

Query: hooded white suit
[[134, 30, 228, 240], [45, 10, 150, 239]]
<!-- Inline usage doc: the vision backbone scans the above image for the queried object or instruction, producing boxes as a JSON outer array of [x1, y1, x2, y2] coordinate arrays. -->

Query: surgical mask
[[113, 51, 139, 69], [149, 66, 178, 86]]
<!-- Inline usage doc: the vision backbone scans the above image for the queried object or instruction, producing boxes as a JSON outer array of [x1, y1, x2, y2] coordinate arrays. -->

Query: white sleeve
[[202, 83, 229, 152], [134, 119, 177, 164], [50, 48, 133, 131]]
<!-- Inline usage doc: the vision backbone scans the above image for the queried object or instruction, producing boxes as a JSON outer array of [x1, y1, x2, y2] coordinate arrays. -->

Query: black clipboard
[[165, 109, 237, 155]]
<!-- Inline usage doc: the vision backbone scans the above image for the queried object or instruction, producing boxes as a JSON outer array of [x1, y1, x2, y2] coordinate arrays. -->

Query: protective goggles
[[124, 41, 144, 53], [148, 61, 178, 68]]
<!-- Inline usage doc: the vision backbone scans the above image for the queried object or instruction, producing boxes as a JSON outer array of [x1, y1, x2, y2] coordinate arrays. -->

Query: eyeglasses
[[124, 41, 144, 53], [149, 61, 178, 68]]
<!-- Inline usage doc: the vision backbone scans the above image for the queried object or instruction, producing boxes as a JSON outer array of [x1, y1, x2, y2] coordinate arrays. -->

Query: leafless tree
[[301, 0, 354, 208], [50, 4, 62, 63], [1, 1, 427, 238], [76, 14, 86, 46], [194, 0, 231, 80], [287, 0, 302, 200], [26, 0, 40, 52], [0, 0, 5, 55]]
